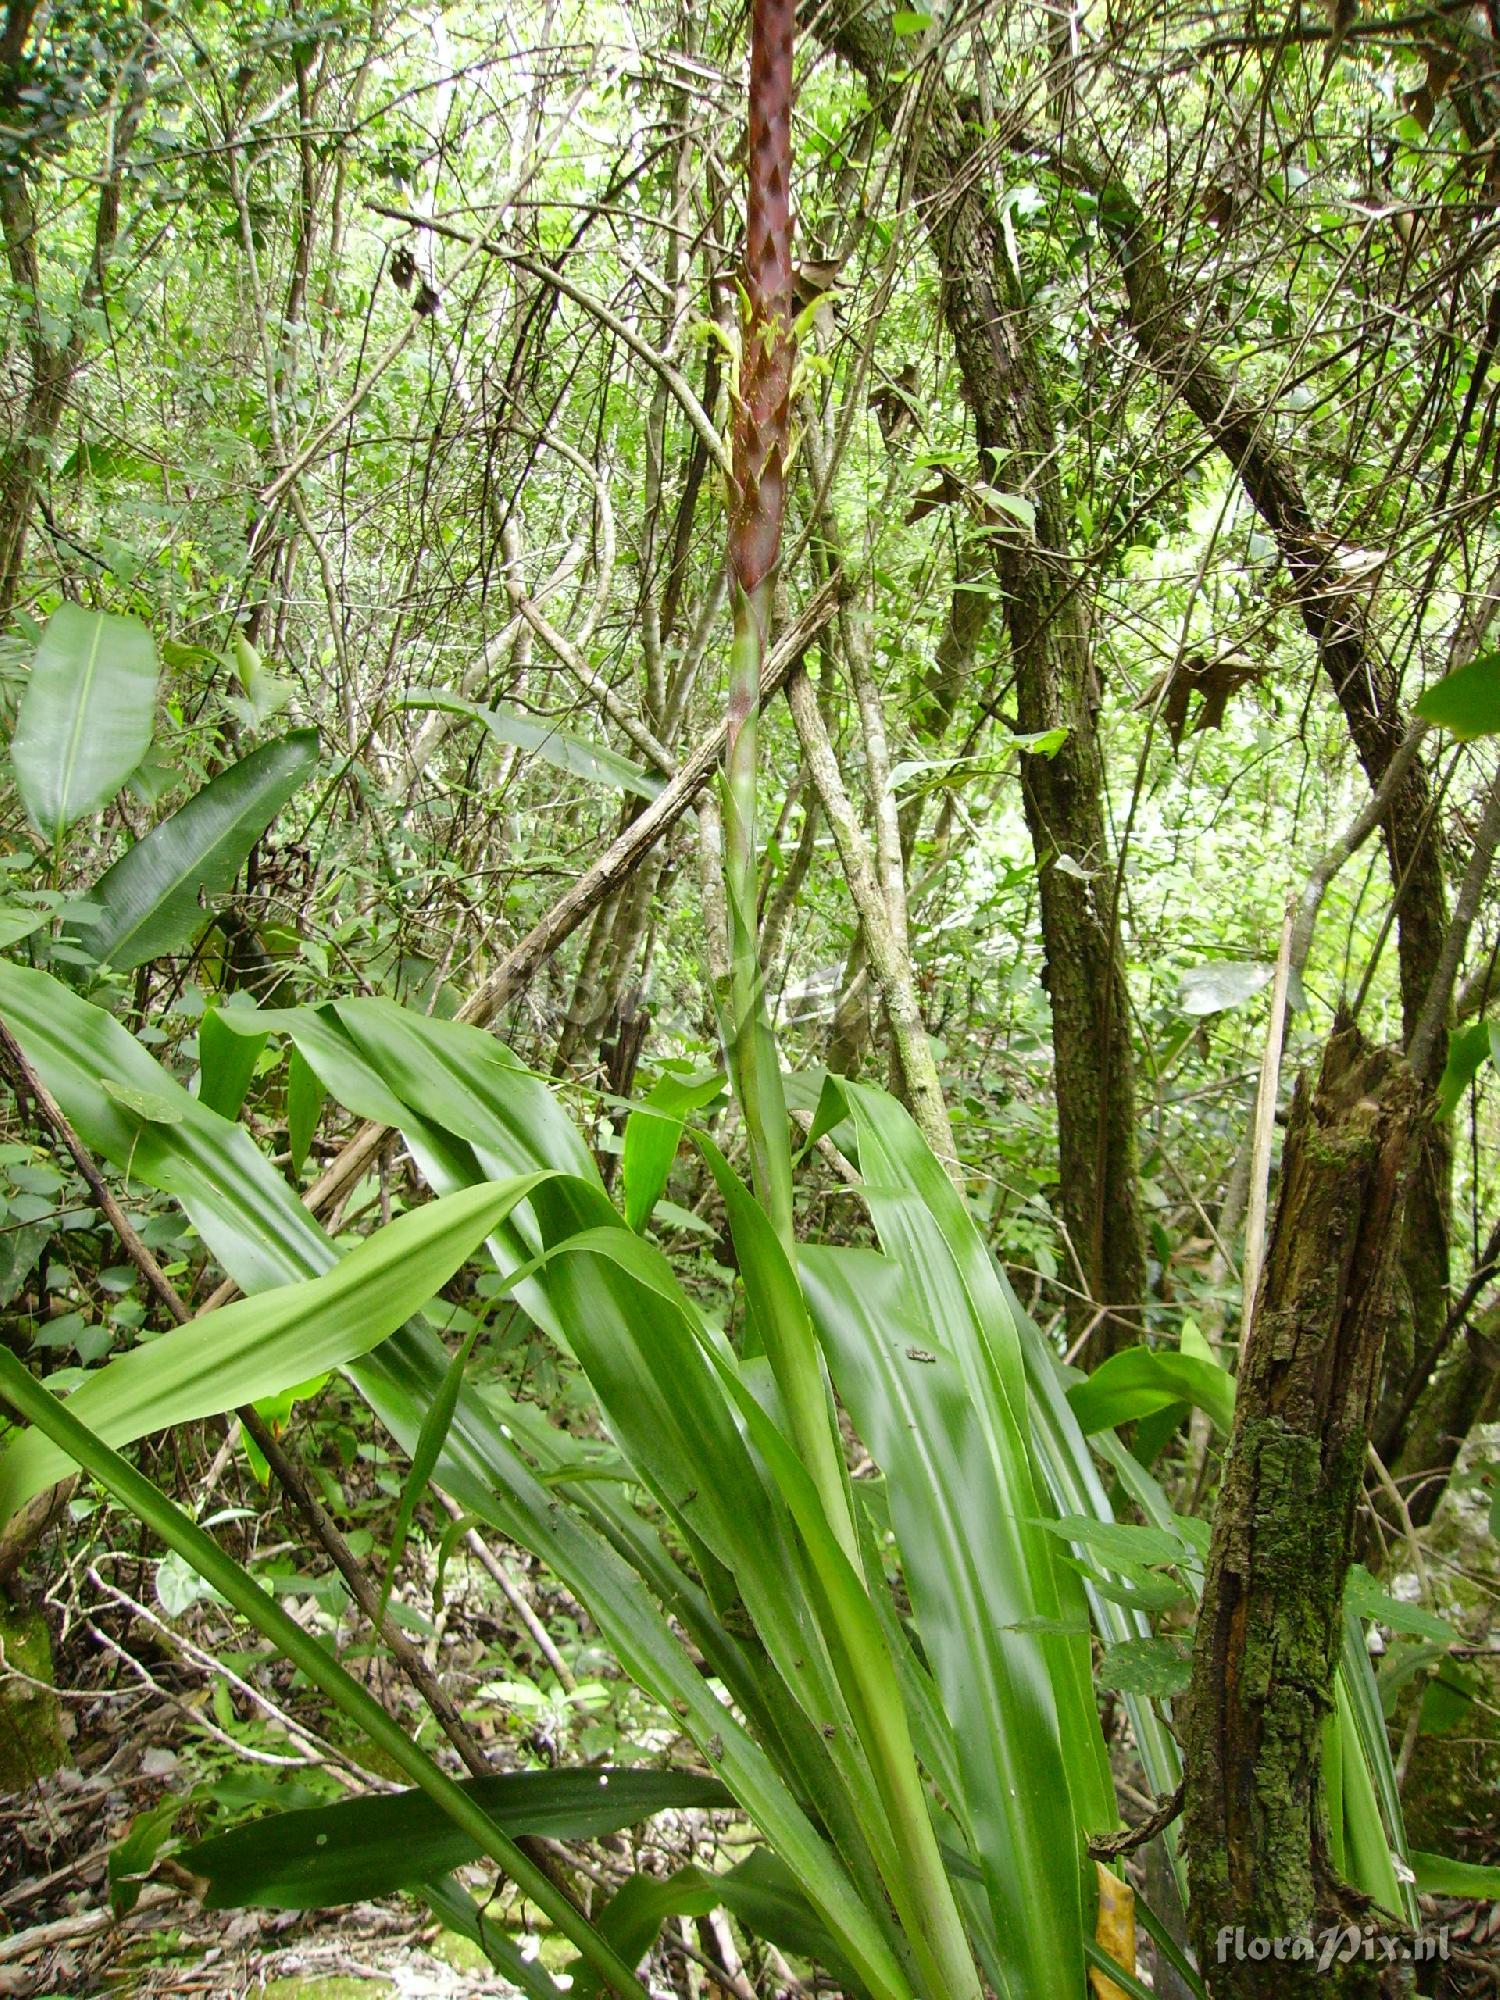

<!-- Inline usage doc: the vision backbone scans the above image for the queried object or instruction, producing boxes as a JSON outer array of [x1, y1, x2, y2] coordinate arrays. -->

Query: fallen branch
[[0, 1883, 178, 1966]]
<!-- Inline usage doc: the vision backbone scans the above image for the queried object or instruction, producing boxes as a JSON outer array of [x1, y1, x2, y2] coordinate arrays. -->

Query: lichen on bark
[[1181, 1020, 1422, 1997]]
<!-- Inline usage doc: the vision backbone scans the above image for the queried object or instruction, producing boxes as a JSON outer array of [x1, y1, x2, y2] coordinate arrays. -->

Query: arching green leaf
[[65, 730, 319, 970], [10, 604, 158, 841]]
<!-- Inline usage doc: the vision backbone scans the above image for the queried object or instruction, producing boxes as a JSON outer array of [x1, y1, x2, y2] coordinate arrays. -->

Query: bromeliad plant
[[0, 6, 1433, 1997], [0, 965, 1141, 1999], [0, 958, 1429, 1995]]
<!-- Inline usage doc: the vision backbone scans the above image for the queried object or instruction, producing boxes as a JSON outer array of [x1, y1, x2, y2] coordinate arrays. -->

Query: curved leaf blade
[[65, 730, 319, 970], [1409, 1850, 1500, 1898], [572, 1850, 871, 2000], [1066, 1346, 1235, 1438], [622, 1070, 723, 1233], [396, 692, 661, 799], [1415, 650, 1500, 739], [0, 1174, 554, 1523], [0, 1348, 640, 2000], [11, 604, 158, 840], [183, 1767, 732, 1910]]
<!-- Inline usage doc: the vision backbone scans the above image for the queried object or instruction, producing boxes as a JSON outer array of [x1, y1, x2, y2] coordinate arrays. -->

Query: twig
[[1088, 1781, 1186, 1862], [784, 663, 955, 1173], [434, 1490, 575, 1692], [1365, 1444, 1435, 1610], [364, 201, 729, 478], [1380, 1212, 1500, 1489], [1241, 898, 1296, 1341], [258, 68, 600, 511], [86, 1563, 368, 1779], [83, 1612, 327, 1770], [1289, 718, 1431, 976], [505, 585, 675, 775], [0, 1883, 177, 1965]]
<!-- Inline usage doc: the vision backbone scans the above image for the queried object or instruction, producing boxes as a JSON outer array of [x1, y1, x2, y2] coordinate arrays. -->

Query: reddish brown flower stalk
[[728, 0, 796, 601], [719, 0, 799, 1247]]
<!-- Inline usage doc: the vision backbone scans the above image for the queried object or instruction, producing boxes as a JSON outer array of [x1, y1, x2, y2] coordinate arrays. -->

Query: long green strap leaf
[[530, 1225, 980, 2000], [0, 1346, 650, 2000], [832, 1080, 1114, 1833], [803, 1241, 1085, 2000], [0, 964, 914, 2000], [0, 1174, 556, 1523], [183, 1767, 732, 1910], [419, 1874, 575, 2000], [378, 1317, 481, 1626]]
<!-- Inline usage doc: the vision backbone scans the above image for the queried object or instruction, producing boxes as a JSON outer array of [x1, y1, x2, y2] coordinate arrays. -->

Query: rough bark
[[0, 3, 155, 621], [1074, 154, 1462, 1489], [1180, 1022, 1422, 1995], [821, 0, 1148, 1350], [1385, 1296, 1500, 1527]]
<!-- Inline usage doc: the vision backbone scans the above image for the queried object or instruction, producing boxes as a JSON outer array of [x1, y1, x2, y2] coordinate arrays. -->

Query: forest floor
[[0, 1502, 657, 1999], [0, 1741, 537, 1998], [3, 1432, 1498, 1999]]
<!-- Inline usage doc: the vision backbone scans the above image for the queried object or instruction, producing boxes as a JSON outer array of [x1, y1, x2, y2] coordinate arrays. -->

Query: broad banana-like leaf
[[9, 603, 158, 840], [64, 730, 319, 970], [183, 1767, 731, 1910]]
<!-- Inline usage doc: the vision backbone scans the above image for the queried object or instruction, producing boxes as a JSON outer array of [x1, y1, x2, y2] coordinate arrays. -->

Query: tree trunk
[[1180, 1021, 1421, 1995], [822, 0, 1148, 1351], [1383, 1298, 1500, 1526], [0, 3, 157, 623], [1077, 159, 1458, 1463]]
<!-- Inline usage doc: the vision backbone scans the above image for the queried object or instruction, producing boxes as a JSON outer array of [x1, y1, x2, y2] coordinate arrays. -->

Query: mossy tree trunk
[[1081, 160, 1458, 1478], [1180, 1022, 1422, 1996], [821, 0, 1148, 1353], [0, 1, 156, 624]]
